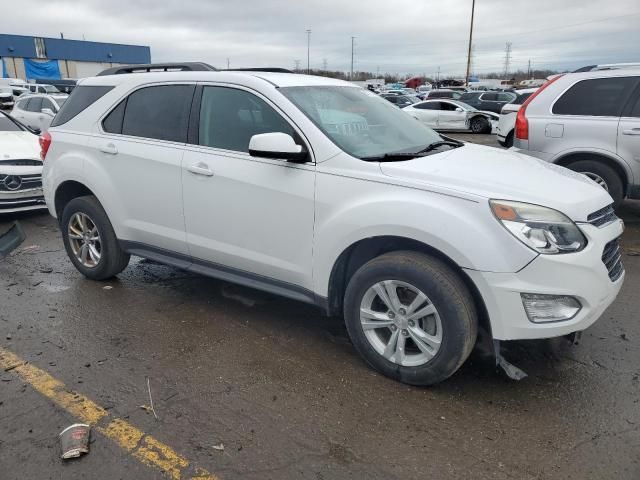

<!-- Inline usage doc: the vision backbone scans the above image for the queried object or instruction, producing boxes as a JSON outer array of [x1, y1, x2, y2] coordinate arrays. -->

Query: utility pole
[[226, 58, 230, 69], [464, 0, 476, 87], [294, 59, 301, 71], [350, 36, 356, 81], [527, 59, 532, 78], [306, 29, 312, 74], [503, 42, 513, 79], [437, 66, 441, 86]]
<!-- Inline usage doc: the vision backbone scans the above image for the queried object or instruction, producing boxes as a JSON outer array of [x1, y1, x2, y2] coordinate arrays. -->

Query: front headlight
[[490, 200, 587, 254]]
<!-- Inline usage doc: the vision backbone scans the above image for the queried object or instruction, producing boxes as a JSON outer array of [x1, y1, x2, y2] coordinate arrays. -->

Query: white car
[[496, 88, 538, 147], [404, 99, 499, 133], [11, 94, 68, 133], [0, 111, 45, 213], [42, 63, 623, 385]]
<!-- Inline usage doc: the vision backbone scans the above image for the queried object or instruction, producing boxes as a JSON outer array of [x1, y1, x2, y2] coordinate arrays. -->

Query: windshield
[[280, 86, 441, 159], [0, 114, 23, 132]]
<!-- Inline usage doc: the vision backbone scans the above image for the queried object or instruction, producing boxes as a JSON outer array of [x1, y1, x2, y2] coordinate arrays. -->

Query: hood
[[379, 143, 612, 222], [0, 131, 40, 162]]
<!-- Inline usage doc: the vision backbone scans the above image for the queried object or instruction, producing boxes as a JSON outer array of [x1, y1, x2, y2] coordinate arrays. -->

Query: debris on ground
[[59, 423, 91, 460], [212, 442, 225, 451], [102, 286, 113, 290]]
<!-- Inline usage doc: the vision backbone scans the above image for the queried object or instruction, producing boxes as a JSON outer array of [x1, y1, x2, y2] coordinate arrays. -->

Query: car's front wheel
[[470, 116, 489, 134], [344, 251, 478, 386], [61, 196, 130, 280]]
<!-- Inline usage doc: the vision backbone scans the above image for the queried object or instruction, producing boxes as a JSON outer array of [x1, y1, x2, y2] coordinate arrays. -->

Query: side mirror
[[455, 107, 464, 112], [41, 108, 55, 116], [30, 127, 41, 135], [248, 132, 307, 162]]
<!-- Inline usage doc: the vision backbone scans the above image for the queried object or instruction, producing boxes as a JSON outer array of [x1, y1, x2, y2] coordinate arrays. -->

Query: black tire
[[61, 196, 130, 280], [565, 159, 624, 208], [343, 251, 478, 386], [504, 131, 514, 148], [470, 116, 489, 134]]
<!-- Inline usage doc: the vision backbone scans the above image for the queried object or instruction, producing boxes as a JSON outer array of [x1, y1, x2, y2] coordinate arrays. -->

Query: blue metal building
[[0, 34, 151, 80]]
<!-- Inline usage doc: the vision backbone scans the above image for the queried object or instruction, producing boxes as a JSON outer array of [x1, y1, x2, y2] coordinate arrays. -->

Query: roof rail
[[97, 62, 217, 76], [224, 68, 295, 73]]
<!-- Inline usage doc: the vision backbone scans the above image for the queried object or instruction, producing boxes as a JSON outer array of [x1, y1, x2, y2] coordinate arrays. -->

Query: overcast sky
[[5, 0, 640, 77]]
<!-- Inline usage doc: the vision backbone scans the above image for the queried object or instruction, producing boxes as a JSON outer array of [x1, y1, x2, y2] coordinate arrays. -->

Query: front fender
[[313, 173, 537, 297]]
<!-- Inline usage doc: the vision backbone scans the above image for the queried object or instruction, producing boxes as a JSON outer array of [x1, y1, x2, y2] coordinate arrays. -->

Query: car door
[[618, 85, 640, 171], [410, 101, 440, 128], [181, 84, 315, 290], [479, 93, 498, 112], [89, 83, 195, 255], [437, 101, 467, 130]]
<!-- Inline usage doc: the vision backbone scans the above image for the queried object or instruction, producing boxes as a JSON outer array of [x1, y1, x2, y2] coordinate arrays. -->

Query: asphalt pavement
[[1, 134, 639, 479]]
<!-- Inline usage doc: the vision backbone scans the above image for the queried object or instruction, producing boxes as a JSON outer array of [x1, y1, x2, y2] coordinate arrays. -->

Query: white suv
[[42, 63, 624, 385], [513, 69, 640, 207]]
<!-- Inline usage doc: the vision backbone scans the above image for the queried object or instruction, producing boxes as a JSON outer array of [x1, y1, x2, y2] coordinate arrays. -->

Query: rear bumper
[[466, 219, 625, 340]]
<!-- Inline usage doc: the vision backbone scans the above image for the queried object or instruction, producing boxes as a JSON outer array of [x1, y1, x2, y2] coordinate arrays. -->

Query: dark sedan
[[459, 91, 517, 113]]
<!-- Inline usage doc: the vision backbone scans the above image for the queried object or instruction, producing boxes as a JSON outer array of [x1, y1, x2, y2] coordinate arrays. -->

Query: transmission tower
[[294, 59, 301, 71], [322, 58, 328, 71], [503, 42, 512, 79]]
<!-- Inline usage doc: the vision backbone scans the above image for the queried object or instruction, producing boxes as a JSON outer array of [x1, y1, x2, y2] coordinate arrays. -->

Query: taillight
[[514, 74, 564, 141], [39, 132, 52, 161]]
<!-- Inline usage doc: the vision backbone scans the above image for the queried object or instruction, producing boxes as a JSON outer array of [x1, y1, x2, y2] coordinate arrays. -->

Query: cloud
[[3, 0, 639, 76]]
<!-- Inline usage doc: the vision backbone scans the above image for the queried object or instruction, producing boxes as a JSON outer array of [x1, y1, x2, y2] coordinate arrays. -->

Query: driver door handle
[[622, 128, 640, 136], [99, 143, 118, 155], [187, 162, 214, 177]]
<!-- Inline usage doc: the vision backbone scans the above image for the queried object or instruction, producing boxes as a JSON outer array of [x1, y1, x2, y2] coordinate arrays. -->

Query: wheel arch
[[54, 180, 96, 220], [554, 152, 631, 193], [326, 235, 492, 337]]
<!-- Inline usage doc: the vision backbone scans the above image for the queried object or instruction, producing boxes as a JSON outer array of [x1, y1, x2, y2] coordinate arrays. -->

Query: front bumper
[[0, 189, 47, 213], [465, 219, 625, 340]]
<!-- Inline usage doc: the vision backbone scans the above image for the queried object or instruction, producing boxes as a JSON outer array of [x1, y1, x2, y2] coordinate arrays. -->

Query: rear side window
[[512, 92, 533, 105], [102, 100, 126, 134], [552, 77, 638, 117], [51, 85, 113, 127], [121, 85, 194, 143], [629, 95, 640, 118], [481, 93, 497, 101], [26, 97, 42, 112]]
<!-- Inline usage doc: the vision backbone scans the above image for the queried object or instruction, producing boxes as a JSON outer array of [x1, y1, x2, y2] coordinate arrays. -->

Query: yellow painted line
[[0, 347, 220, 480]]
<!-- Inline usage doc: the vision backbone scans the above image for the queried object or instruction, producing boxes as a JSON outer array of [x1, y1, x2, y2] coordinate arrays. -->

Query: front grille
[[588, 204, 617, 227], [0, 195, 46, 210], [0, 174, 42, 192], [602, 239, 624, 282]]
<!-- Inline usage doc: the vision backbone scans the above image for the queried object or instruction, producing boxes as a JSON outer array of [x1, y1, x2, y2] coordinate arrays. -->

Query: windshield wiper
[[414, 139, 463, 154], [361, 152, 428, 162], [361, 139, 464, 162]]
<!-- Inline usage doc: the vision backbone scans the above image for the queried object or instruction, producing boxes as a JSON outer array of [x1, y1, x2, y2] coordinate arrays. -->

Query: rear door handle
[[622, 128, 640, 135], [187, 162, 214, 176], [99, 143, 118, 155]]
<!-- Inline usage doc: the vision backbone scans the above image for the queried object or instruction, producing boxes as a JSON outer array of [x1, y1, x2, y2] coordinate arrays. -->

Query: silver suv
[[513, 69, 640, 207]]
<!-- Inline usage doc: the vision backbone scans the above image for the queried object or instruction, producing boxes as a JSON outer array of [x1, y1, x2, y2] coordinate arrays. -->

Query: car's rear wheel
[[565, 160, 624, 208], [504, 131, 514, 148], [61, 196, 130, 280], [343, 251, 478, 386], [470, 116, 489, 134]]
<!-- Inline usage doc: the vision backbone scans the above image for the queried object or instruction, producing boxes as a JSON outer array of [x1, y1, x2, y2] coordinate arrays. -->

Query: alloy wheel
[[68, 212, 102, 268], [359, 280, 443, 367]]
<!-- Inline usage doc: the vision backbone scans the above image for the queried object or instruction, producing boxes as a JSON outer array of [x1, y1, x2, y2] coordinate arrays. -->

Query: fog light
[[521, 293, 581, 323]]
